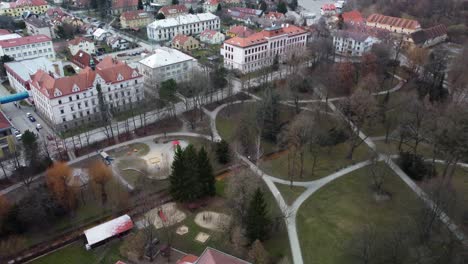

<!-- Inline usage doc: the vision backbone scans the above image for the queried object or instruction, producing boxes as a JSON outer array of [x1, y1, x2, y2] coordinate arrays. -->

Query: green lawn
[[260, 142, 372, 181], [30, 240, 123, 264], [297, 163, 422, 264], [374, 139, 434, 157], [275, 183, 306, 205]]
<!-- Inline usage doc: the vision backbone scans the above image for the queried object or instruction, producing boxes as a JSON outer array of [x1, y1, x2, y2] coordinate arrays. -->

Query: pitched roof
[[112, 0, 138, 9], [205, 0, 219, 5], [0, 29, 11, 35], [177, 254, 198, 264], [264, 11, 285, 20], [71, 50, 98, 69], [227, 25, 254, 38], [139, 47, 196, 68], [410, 24, 447, 44], [68, 36, 93, 46], [321, 4, 336, 11], [367, 13, 420, 30], [121, 10, 150, 20], [200, 29, 220, 38], [25, 16, 51, 28], [158, 4, 188, 16], [195, 247, 250, 264], [334, 30, 370, 42], [0, 35, 51, 48], [147, 13, 218, 29], [9, 0, 47, 8], [46, 7, 65, 17], [172, 34, 193, 45], [341, 10, 364, 24], [225, 24, 306, 48]]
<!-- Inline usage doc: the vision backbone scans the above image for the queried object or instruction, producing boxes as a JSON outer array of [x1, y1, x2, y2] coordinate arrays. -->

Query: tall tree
[[169, 145, 202, 202], [215, 139, 230, 164], [248, 240, 270, 264], [96, 83, 114, 140], [276, 1, 287, 14], [137, 0, 143, 9], [246, 188, 270, 242], [257, 88, 281, 142], [197, 147, 215, 197], [89, 160, 113, 205], [46, 162, 74, 210]]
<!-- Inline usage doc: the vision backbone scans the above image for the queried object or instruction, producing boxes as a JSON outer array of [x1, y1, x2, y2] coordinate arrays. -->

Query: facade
[[147, 13, 220, 42], [332, 30, 379, 57], [222, 24, 308, 73], [138, 47, 197, 89], [410, 24, 447, 48], [0, 111, 15, 159], [68, 37, 96, 56], [227, 25, 255, 38], [30, 56, 144, 130], [366, 13, 421, 34], [5, 57, 63, 97], [25, 17, 56, 38], [203, 0, 219, 13], [120, 10, 152, 29], [200, 29, 225, 44], [171, 34, 199, 51], [0, 0, 48, 17], [0, 35, 55, 60], [157, 4, 188, 18], [111, 0, 138, 15]]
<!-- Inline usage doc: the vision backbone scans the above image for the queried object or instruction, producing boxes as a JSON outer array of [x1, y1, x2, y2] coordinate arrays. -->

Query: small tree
[[248, 240, 269, 264], [197, 147, 215, 197], [156, 13, 165, 20], [246, 188, 270, 242], [189, 6, 194, 14], [171, 0, 178, 4], [46, 162, 74, 209], [159, 79, 177, 101], [277, 1, 287, 14], [215, 139, 230, 164], [89, 160, 113, 205]]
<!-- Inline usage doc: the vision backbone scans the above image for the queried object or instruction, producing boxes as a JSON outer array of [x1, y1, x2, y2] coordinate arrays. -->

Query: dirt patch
[[194, 211, 231, 231], [146, 202, 186, 229]]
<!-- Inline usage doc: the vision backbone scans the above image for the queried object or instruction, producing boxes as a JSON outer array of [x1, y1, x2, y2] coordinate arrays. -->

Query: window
[[76, 95, 79, 100], [58, 100, 62, 104], [60, 109, 64, 114], [69, 96, 72, 102]]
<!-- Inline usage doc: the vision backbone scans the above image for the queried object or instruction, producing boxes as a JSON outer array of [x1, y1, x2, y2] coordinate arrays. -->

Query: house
[[158, 4, 188, 18], [25, 16, 55, 38], [227, 7, 263, 24], [84, 215, 134, 249], [320, 4, 337, 16], [71, 50, 99, 69], [61, 16, 85, 28], [93, 28, 111, 41], [5, 57, 63, 96], [30, 57, 144, 130], [196, 247, 251, 264], [138, 47, 197, 89], [0, 0, 48, 17], [203, 0, 219, 13], [46, 7, 65, 18], [68, 37, 96, 56], [0, 111, 15, 159], [227, 25, 255, 38], [120, 10, 152, 29], [172, 34, 199, 51], [0, 35, 55, 60], [366, 13, 421, 34], [340, 10, 364, 25], [106, 36, 130, 50], [200, 29, 225, 44], [222, 24, 308, 73], [332, 30, 379, 57], [147, 13, 220, 42], [264, 11, 285, 21], [111, 0, 138, 15], [410, 24, 447, 48]]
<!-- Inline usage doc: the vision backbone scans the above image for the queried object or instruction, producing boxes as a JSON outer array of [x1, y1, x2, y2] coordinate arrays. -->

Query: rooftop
[[367, 13, 420, 30], [139, 47, 196, 68], [158, 4, 188, 16], [147, 13, 219, 29], [84, 215, 133, 247], [0, 34, 51, 48], [334, 29, 372, 42], [341, 10, 364, 24], [225, 24, 306, 48], [0, 111, 12, 130], [195, 247, 251, 264], [68, 36, 93, 46], [112, 0, 137, 9], [411, 24, 447, 44], [227, 25, 255, 38], [0, 33, 21, 41], [5, 57, 61, 83], [25, 16, 51, 28], [121, 10, 151, 20]]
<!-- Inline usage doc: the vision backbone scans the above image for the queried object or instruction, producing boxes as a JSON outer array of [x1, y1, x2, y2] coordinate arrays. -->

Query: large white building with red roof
[[0, 34, 55, 60], [222, 24, 308, 73], [30, 56, 144, 130]]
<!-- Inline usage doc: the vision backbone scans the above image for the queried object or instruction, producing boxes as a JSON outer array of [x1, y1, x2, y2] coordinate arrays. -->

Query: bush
[[318, 127, 349, 147], [216, 139, 231, 164], [397, 151, 431, 181]]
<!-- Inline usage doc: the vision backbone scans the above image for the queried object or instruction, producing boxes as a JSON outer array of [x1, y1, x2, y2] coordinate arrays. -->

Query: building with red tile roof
[[171, 34, 200, 51], [222, 24, 307, 72], [341, 10, 364, 24], [68, 37, 96, 56], [158, 4, 188, 18], [0, 34, 55, 60], [203, 0, 219, 13], [320, 3, 337, 16], [0, 110, 14, 159], [264, 11, 285, 21], [410, 24, 447, 48], [196, 247, 251, 264], [30, 56, 144, 130], [366, 13, 421, 34], [227, 25, 255, 38], [200, 29, 225, 44], [111, 0, 138, 15], [71, 50, 99, 69], [120, 10, 152, 29], [0, 0, 48, 17]]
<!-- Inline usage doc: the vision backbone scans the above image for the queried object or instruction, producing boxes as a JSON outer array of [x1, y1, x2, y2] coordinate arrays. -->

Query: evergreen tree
[[171, 0, 178, 4], [277, 1, 287, 14], [246, 188, 270, 242], [197, 147, 215, 197], [189, 6, 194, 14], [169, 146, 187, 201], [215, 139, 230, 164], [259, 0, 267, 12], [216, 3, 221, 12], [138, 0, 143, 9], [183, 145, 202, 201], [156, 13, 165, 19]]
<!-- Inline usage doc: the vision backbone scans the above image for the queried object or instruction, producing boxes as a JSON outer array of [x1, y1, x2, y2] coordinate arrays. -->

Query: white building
[[5, 57, 63, 99], [147, 13, 220, 42], [332, 30, 379, 57], [138, 47, 197, 89], [106, 36, 130, 50], [25, 16, 56, 39], [203, 0, 219, 13], [222, 24, 308, 73], [93, 28, 111, 41], [200, 29, 225, 45], [0, 35, 55, 60], [30, 56, 144, 131], [68, 37, 96, 56]]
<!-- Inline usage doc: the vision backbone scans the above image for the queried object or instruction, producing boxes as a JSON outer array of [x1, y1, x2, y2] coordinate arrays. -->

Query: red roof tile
[[197, 248, 250, 264], [9, 0, 47, 8], [121, 10, 150, 20], [341, 10, 364, 24], [71, 50, 99, 69], [158, 4, 188, 16], [177, 254, 198, 264], [172, 34, 192, 45], [367, 13, 420, 30], [68, 36, 93, 46], [0, 111, 11, 130], [321, 4, 336, 11], [265, 11, 285, 20], [200, 29, 219, 38], [227, 25, 255, 38], [225, 25, 306, 48], [0, 29, 11, 35], [0, 35, 51, 48]]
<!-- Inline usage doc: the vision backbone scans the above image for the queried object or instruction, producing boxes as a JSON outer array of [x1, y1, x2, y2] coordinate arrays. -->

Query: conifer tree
[[246, 188, 270, 242], [182, 144, 201, 201], [215, 139, 230, 164], [197, 147, 215, 197], [169, 146, 187, 201]]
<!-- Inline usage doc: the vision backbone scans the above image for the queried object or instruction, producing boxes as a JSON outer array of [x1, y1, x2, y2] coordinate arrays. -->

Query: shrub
[[397, 151, 431, 181], [318, 127, 349, 147]]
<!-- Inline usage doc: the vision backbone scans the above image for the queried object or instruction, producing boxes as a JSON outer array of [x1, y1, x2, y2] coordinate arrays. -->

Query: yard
[[275, 184, 306, 205]]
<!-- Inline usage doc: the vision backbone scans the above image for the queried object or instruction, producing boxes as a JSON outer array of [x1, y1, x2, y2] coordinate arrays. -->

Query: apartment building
[[0, 0, 48, 17], [332, 30, 379, 57], [138, 47, 197, 89], [25, 16, 56, 38], [30, 56, 144, 131], [0, 35, 55, 60], [68, 37, 96, 56], [157, 4, 188, 18], [222, 24, 308, 73], [147, 13, 220, 42], [366, 13, 421, 35], [120, 10, 152, 29]]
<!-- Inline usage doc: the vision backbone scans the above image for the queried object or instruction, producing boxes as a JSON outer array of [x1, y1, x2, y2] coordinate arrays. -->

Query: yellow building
[[120, 10, 152, 29], [171, 34, 200, 52], [0, 0, 48, 17]]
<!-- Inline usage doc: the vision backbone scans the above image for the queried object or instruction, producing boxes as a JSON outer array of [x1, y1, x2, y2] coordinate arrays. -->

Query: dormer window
[[117, 74, 124, 81], [72, 84, 80, 92], [131, 71, 138, 78]]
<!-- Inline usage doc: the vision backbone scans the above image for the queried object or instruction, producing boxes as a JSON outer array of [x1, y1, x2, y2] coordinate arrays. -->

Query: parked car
[[15, 134, 22, 141], [28, 116, 36, 122], [14, 129, 21, 135], [36, 123, 42, 130], [26, 112, 32, 117]]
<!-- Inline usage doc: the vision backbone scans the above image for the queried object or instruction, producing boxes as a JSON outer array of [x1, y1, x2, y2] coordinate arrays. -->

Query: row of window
[[4, 41, 51, 52]]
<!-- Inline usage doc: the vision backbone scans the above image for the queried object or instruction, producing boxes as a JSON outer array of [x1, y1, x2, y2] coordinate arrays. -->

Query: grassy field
[[297, 163, 422, 264], [374, 139, 434, 157], [30, 240, 123, 264], [260, 142, 372, 181], [275, 184, 306, 205]]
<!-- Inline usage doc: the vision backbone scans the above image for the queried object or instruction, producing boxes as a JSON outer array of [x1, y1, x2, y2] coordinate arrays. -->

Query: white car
[[26, 112, 32, 117], [36, 123, 42, 129]]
